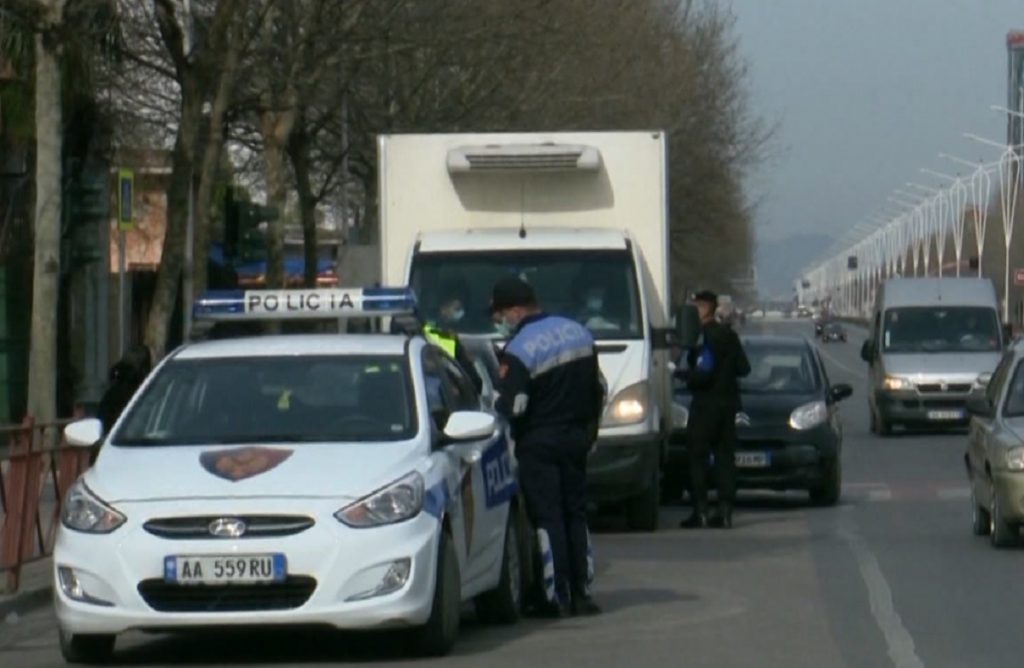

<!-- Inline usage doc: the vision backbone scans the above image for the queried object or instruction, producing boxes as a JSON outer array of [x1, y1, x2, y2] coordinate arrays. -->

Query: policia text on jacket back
[[491, 277, 604, 617]]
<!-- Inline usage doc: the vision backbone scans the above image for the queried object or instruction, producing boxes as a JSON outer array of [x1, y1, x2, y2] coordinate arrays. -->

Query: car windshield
[[741, 345, 819, 395], [113, 355, 416, 446], [409, 250, 642, 340], [883, 307, 1000, 353]]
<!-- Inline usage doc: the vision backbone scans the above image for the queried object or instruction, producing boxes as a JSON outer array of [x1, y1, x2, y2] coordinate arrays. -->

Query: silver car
[[965, 341, 1024, 547]]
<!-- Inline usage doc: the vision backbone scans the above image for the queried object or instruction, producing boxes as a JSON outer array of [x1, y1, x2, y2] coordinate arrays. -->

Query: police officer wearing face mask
[[491, 276, 605, 617], [422, 290, 482, 393]]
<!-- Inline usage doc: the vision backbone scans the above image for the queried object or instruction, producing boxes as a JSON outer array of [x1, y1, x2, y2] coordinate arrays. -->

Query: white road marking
[[839, 510, 925, 668], [867, 488, 893, 502]]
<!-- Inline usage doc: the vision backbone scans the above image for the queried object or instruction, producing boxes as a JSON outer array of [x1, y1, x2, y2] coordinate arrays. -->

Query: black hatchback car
[[664, 336, 853, 506]]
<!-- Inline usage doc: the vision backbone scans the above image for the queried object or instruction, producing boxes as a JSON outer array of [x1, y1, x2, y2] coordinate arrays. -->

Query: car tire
[[59, 629, 115, 665], [475, 509, 524, 624], [626, 463, 660, 532], [876, 410, 892, 437], [409, 530, 461, 657], [989, 491, 1018, 548], [971, 487, 991, 536], [810, 457, 841, 506]]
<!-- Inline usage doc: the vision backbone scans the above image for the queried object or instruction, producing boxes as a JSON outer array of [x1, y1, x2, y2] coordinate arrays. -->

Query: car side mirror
[[443, 411, 497, 443], [675, 303, 700, 350], [966, 395, 994, 418], [829, 384, 854, 403], [64, 418, 103, 448], [860, 340, 875, 363]]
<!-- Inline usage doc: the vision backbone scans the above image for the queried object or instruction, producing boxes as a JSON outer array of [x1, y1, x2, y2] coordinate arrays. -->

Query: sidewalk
[[0, 559, 53, 618]]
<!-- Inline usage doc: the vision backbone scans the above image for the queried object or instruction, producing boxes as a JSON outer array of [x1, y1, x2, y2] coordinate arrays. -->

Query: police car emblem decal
[[200, 447, 293, 482]]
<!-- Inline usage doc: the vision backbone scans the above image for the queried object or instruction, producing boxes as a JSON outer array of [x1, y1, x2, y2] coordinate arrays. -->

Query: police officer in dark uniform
[[490, 276, 604, 617], [681, 290, 750, 529], [96, 344, 152, 434]]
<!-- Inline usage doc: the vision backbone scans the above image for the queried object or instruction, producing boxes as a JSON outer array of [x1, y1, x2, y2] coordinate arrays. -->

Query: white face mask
[[495, 312, 518, 337], [447, 308, 465, 322], [587, 296, 603, 311]]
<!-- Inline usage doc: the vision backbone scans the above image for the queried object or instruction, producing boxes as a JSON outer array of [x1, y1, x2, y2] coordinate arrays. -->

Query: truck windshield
[[410, 249, 643, 339], [882, 307, 1000, 353]]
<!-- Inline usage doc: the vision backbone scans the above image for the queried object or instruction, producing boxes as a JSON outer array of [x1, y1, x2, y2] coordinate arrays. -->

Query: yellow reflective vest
[[423, 325, 457, 358]]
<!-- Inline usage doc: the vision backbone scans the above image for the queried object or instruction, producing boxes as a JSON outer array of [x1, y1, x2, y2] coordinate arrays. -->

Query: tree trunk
[[261, 108, 296, 290], [144, 87, 200, 359], [26, 24, 63, 423], [191, 32, 242, 299], [288, 125, 319, 288]]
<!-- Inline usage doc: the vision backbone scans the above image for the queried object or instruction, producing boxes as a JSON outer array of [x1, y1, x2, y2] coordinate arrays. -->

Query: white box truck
[[379, 131, 673, 530]]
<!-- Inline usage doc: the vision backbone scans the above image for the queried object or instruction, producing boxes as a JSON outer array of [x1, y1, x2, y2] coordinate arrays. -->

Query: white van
[[379, 132, 672, 530], [860, 278, 1008, 435]]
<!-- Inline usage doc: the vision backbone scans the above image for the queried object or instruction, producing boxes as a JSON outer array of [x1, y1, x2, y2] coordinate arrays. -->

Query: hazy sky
[[727, 0, 1023, 251]]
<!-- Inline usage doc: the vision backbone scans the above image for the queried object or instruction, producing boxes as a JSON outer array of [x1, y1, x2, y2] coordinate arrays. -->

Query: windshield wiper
[[113, 436, 172, 447], [207, 434, 315, 444]]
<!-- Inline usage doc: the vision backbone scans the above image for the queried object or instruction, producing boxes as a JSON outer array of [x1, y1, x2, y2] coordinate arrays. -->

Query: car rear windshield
[[741, 345, 819, 395], [409, 249, 643, 340], [883, 306, 1000, 353], [113, 355, 416, 446]]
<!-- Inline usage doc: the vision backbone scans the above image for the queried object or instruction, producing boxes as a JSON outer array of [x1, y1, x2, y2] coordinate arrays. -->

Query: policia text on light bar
[[192, 288, 417, 321]]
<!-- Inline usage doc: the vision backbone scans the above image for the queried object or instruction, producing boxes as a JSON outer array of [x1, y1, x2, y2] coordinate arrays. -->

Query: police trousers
[[516, 433, 590, 603], [687, 402, 738, 511]]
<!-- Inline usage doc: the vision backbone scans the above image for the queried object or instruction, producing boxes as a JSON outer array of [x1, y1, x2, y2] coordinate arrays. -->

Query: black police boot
[[679, 509, 708, 529], [709, 502, 733, 529], [571, 594, 602, 617]]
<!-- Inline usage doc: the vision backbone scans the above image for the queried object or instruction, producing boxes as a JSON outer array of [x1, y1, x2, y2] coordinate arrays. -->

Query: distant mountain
[[755, 233, 832, 299]]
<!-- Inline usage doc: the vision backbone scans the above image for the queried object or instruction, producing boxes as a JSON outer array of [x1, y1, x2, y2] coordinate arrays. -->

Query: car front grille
[[137, 576, 317, 613], [916, 383, 972, 394], [143, 516, 315, 540]]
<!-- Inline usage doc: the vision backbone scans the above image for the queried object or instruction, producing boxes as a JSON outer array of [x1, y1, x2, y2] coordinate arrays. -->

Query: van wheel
[[475, 511, 523, 624], [626, 464, 660, 532], [59, 629, 115, 665], [409, 531, 461, 656]]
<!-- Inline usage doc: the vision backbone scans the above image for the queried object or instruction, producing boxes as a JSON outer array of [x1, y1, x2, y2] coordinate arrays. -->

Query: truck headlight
[[1006, 447, 1024, 471], [62, 480, 126, 534], [336, 472, 424, 528], [602, 382, 649, 427], [883, 376, 914, 391], [789, 401, 828, 431]]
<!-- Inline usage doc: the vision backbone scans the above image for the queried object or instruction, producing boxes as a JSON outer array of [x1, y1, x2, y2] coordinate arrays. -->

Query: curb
[[0, 584, 52, 619]]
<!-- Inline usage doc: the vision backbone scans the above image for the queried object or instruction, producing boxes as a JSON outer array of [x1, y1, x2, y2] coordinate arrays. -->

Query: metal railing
[[0, 415, 97, 594]]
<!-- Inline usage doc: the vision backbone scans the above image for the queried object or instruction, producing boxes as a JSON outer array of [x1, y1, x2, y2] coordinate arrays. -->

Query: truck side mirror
[[860, 340, 875, 363], [676, 304, 700, 350]]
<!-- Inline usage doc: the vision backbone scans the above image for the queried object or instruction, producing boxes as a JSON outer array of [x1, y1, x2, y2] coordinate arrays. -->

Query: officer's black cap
[[490, 276, 537, 313], [693, 290, 718, 306]]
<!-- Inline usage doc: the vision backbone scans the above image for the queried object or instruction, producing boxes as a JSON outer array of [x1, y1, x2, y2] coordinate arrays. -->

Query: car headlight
[[602, 382, 649, 427], [61, 480, 126, 534], [883, 375, 914, 391], [1006, 447, 1024, 471], [789, 401, 828, 431], [336, 472, 425, 528]]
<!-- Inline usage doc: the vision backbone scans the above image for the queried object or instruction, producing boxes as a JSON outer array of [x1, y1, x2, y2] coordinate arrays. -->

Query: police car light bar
[[193, 287, 417, 321]]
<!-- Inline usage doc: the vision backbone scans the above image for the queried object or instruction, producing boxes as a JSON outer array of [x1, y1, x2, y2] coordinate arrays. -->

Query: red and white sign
[[1015, 268, 1024, 286]]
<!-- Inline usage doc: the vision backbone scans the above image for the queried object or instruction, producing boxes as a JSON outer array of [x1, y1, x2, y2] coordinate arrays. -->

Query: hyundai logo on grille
[[208, 518, 247, 538]]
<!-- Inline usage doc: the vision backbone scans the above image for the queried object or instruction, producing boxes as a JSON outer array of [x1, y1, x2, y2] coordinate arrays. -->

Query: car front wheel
[[990, 490, 1018, 548], [810, 457, 841, 506], [409, 530, 461, 656], [59, 629, 115, 665], [475, 509, 525, 624]]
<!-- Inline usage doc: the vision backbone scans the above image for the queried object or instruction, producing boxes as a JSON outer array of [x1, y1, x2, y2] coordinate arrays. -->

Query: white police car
[[54, 288, 528, 664]]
